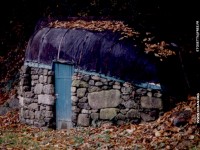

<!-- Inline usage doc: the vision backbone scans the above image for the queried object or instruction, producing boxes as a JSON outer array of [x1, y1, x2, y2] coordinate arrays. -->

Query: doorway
[[54, 63, 74, 129]]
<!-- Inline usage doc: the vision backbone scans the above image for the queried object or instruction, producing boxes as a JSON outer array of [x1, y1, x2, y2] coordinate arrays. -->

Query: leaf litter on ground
[[0, 95, 199, 150]]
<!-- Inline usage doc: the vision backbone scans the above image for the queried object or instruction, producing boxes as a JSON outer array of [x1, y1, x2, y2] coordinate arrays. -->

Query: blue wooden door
[[55, 63, 74, 129]]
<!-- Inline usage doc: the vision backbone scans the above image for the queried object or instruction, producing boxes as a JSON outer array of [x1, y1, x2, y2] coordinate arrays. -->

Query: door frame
[[53, 62, 74, 129]]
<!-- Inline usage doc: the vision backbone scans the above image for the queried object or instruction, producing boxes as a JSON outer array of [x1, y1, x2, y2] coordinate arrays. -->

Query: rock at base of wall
[[141, 96, 162, 109], [77, 114, 90, 127], [100, 108, 117, 120]]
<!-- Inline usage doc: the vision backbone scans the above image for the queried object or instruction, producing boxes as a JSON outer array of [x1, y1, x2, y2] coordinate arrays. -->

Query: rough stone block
[[102, 86, 109, 90], [35, 111, 41, 119], [100, 108, 117, 120], [72, 113, 77, 123], [121, 95, 130, 101], [45, 111, 53, 118], [71, 87, 76, 93], [18, 96, 24, 106], [141, 96, 162, 109], [34, 84, 43, 94], [126, 109, 140, 119], [31, 69, 37, 75], [43, 76, 48, 83], [71, 92, 76, 96], [82, 75, 90, 82], [91, 113, 99, 120], [78, 103, 90, 110], [72, 106, 80, 113], [88, 86, 100, 92], [140, 112, 155, 122], [47, 76, 53, 84], [46, 106, 52, 111], [77, 114, 90, 127], [108, 81, 114, 86], [38, 69, 43, 75], [44, 118, 52, 123], [38, 75, 43, 83], [88, 90, 121, 109], [31, 80, 38, 86], [91, 109, 98, 113], [72, 101, 76, 106], [122, 100, 138, 109], [115, 82, 120, 85], [31, 75, 39, 80], [43, 69, 48, 75], [113, 85, 121, 90], [91, 75, 100, 81], [17, 86, 23, 95], [23, 86, 30, 92], [38, 94, 55, 105], [136, 88, 147, 95], [147, 92, 152, 97], [79, 97, 87, 103], [25, 92, 34, 98], [72, 80, 88, 88], [100, 78, 107, 83], [43, 84, 54, 94], [29, 111, 35, 119], [115, 113, 126, 120], [123, 82, 132, 87], [24, 110, 30, 119], [72, 96, 78, 103], [26, 119, 34, 125], [40, 105, 46, 111], [95, 82, 103, 86], [34, 121, 45, 127], [154, 92, 162, 98], [77, 88, 86, 98], [121, 87, 132, 94], [89, 80, 95, 85], [48, 71, 54, 76], [28, 103, 38, 110], [24, 98, 32, 105], [120, 109, 129, 115], [81, 109, 90, 114]]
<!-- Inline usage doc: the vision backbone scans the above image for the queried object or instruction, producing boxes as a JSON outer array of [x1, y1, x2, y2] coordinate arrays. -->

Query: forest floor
[[0, 95, 199, 150]]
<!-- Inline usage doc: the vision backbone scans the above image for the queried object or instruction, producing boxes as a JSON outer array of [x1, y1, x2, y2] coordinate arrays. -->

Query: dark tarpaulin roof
[[25, 27, 160, 84]]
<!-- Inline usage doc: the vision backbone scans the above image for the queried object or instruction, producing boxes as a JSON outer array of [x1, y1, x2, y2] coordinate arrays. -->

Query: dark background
[[0, 0, 199, 95], [0, 0, 198, 53]]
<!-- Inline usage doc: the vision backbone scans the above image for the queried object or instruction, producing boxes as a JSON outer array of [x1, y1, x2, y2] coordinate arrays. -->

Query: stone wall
[[18, 66, 55, 128], [71, 72, 163, 127], [18, 65, 163, 129]]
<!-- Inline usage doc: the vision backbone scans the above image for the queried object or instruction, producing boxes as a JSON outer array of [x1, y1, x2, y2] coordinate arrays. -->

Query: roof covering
[[25, 27, 160, 84]]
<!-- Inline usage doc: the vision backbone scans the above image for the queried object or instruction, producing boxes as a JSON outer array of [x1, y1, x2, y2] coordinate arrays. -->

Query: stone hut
[[18, 20, 185, 129]]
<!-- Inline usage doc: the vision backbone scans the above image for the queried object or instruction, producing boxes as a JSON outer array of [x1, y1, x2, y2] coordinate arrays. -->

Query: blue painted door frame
[[54, 63, 74, 129]]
